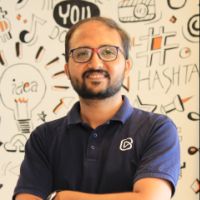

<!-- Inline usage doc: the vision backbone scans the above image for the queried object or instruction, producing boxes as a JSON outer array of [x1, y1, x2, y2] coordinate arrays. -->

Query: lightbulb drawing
[[0, 63, 46, 152]]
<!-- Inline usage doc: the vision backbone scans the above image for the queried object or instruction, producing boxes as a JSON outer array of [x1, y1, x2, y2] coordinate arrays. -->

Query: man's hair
[[65, 16, 131, 62]]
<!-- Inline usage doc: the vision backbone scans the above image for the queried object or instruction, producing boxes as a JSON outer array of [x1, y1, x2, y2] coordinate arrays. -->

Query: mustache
[[82, 69, 110, 79]]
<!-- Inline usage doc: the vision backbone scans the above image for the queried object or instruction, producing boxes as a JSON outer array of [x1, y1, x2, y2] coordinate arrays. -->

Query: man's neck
[[79, 93, 123, 129]]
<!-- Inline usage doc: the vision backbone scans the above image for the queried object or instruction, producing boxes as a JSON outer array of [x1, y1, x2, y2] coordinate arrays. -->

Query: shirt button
[[93, 133, 98, 138], [90, 145, 96, 150]]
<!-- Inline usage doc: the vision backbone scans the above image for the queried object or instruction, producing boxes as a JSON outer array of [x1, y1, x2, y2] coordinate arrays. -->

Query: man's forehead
[[68, 20, 122, 49], [71, 21, 119, 41], [74, 20, 112, 33]]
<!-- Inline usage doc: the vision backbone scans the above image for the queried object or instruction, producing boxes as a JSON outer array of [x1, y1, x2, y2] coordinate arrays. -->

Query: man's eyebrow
[[73, 44, 117, 49]]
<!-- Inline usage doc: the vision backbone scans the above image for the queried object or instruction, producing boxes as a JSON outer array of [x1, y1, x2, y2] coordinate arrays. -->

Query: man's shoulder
[[32, 115, 68, 139], [38, 115, 67, 128], [129, 107, 175, 128], [45, 115, 68, 127], [132, 107, 168, 120]]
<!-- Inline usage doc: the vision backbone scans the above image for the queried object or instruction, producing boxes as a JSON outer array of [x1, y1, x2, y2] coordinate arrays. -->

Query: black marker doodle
[[181, 162, 186, 169], [182, 12, 200, 43], [53, 0, 100, 28], [52, 70, 65, 79], [145, 12, 162, 25], [16, 0, 30, 10], [188, 112, 200, 121], [167, 0, 187, 9], [0, 7, 12, 43], [45, 56, 60, 68], [136, 26, 179, 67], [4, 134, 27, 152], [0, 50, 7, 65], [160, 95, 192, 114], [191, 179, 200, 193], [35, 46, 45, 63], [37, 111, 47, 122], [187, 14, 200, 38], [188, 146, 200, 155], [134, 95, 157, 112], [137, 63, 199, 93], [1, 161, 20, 176], [0, 183, 3, 189], [52, 85, 69, 91], [19, 14, 46, 45], [53, 97, 74, 114], [49, 25, 67, 43], [179, 47, 191, 59], [42, 0, 54, 10], [15, 41, 22, 59], [169, 15, 177, 23], [118, 0, 156, 23], [0, 51, 5, 65], [17, 118, 31, 134], [0, 63, 46, 134], [179, 161, 186, 178]]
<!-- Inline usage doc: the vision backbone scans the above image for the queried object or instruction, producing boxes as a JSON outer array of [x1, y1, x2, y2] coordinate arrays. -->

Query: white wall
[[0, 0, 199, 199]]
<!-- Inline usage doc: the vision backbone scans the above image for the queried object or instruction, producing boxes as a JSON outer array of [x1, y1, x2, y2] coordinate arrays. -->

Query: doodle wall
[[0, 0, 199, 199]]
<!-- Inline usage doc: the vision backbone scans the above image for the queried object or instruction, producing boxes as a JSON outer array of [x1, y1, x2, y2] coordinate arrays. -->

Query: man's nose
[[88, 52, 103, 69]]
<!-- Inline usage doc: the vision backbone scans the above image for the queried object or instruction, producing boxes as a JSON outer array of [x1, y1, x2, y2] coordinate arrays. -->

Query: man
[[14, 17, 180, 200]]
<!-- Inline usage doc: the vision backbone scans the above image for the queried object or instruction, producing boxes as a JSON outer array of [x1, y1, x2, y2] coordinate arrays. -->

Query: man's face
[[65, 21, 131, 100]]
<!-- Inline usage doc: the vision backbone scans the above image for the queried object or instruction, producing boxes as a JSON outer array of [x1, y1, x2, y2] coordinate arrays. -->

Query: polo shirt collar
[[65, 95, 133, 126], [66, 102, 82, 125], [110, 95, 133, 124]]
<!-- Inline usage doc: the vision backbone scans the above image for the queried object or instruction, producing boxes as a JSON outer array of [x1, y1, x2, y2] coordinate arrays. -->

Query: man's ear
[[64, 63, 70, 79], [124, 58, 132, 78]]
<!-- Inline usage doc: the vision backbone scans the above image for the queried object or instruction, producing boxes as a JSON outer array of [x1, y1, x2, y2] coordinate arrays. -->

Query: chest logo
[[119, 137, 133, 151]]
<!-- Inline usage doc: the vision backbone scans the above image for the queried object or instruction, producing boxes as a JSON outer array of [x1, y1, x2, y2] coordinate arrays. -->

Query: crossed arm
[[15, 177, 172, 200]]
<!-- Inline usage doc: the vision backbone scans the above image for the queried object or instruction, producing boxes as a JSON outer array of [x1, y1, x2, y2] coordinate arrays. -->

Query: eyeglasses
[[69, 45, 124, 63]]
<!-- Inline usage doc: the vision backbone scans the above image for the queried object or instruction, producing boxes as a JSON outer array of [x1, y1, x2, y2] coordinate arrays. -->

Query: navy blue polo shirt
[[13, 96, 180, 199]]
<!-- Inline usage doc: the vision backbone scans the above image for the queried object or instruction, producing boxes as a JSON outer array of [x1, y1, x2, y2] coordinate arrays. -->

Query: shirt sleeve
[[133, 117, 180, 196], [13, 125, 52, 199]]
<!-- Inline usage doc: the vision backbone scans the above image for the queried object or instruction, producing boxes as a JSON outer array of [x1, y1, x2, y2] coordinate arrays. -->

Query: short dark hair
[[65, 16, 130, 62]]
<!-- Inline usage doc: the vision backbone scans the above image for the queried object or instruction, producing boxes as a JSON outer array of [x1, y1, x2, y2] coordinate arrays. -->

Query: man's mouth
[[86, 72, 106, 79], [83, 70, 110, 80]]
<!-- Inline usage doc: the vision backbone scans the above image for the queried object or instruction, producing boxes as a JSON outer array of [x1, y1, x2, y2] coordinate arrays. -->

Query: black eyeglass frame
[[69, 45, 125, 63]]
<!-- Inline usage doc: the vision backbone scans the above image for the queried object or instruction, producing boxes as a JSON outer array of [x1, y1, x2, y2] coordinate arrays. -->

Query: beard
[[69, 69, 124, 100]]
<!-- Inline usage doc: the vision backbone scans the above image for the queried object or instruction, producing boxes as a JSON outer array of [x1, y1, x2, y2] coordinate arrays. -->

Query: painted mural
[[0, 0, 199, 199]]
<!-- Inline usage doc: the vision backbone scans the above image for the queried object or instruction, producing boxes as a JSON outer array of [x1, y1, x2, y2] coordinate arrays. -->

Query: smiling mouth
[[86, 72, 107, 80], [83, 70, 110, 80]]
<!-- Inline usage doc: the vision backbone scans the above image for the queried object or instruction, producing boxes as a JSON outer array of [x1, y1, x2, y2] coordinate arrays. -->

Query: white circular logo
[[119, 137, 133, 151]]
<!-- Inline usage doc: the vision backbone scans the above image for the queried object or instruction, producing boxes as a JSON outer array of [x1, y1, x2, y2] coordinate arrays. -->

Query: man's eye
[[102, 49, 114, 56], [76, 51, 89, 57], [105, 50, 113, 54]]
